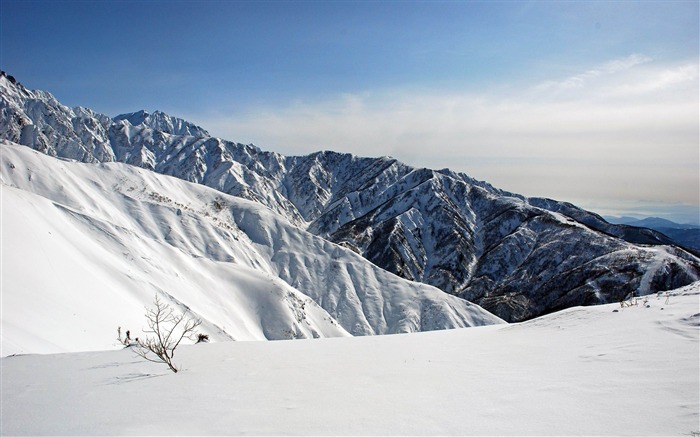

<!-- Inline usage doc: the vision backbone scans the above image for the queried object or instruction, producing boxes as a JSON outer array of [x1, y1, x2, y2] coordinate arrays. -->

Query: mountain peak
[[114, 109, 148, 122], [113, 109, 209, 138]]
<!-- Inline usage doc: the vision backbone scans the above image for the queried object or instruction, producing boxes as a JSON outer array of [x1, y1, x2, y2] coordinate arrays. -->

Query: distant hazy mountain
[[606, 216, 700, 229], [606, 216, 700, 254], [2, 70, 699, 324]]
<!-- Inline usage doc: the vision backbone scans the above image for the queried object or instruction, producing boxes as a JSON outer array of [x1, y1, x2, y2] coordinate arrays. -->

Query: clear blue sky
[[1, 1, 698, 222]]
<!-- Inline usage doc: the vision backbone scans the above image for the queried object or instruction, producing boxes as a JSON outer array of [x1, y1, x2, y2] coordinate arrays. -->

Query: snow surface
[[0, 141, 501, 355], [2, 282, 698, 436]]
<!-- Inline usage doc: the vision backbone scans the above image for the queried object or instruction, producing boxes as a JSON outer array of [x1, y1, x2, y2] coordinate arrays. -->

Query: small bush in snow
[[134, 294, 202, 373]]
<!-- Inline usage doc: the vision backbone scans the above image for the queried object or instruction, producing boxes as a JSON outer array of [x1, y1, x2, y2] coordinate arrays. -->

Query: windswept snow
[[2, 283, 698, 436], [1, 141, 501, 355]]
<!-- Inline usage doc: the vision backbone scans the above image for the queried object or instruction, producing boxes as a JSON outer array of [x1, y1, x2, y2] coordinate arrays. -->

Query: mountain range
[[606, 216, 700, 254], [1, 70, 698, 332]]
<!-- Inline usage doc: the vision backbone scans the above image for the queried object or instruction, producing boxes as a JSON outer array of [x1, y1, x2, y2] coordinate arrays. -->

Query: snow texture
[[2, 282, 698, 435]]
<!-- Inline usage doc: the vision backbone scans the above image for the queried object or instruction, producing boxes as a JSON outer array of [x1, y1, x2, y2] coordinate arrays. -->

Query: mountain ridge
[[606, 216, 700, 229], [2, 71, 698, 322]]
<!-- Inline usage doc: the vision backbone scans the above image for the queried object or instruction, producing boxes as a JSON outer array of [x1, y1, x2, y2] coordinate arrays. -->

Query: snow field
[[2, 284, 698, 435]]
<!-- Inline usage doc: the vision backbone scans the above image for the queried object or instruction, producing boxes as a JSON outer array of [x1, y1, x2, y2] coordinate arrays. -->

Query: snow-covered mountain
[[1, 141, 502, 355], [2, 70, 699, 323]]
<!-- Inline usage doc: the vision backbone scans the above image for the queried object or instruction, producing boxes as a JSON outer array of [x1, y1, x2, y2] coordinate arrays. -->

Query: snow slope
[[1, 141, 502, 355], [2, 282, 698, 436]]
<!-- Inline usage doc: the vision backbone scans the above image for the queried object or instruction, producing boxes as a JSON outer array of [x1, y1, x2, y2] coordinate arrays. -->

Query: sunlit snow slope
[[2, 283, 697, 435], [1, 142, 502, 355]]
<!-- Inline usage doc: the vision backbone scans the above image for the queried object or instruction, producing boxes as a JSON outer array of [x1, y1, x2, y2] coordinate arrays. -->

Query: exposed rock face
[[2, 71, 698, 322], [307, 162, 698, 321]]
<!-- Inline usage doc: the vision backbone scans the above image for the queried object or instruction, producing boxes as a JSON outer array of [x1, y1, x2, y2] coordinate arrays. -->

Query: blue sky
[[1, 1, 698, 223]]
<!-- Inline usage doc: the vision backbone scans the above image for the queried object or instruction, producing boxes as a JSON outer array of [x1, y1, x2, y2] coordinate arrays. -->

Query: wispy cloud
[[615, 63, 699, 96], [190, 56, 699, 215], [533, 54, 653, 91]]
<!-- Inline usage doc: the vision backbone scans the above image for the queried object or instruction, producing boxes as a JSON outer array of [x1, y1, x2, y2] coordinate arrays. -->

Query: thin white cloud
[[533, 54, 653, 91], [614, 63, 699, 96], [190, 56, 699, 217]]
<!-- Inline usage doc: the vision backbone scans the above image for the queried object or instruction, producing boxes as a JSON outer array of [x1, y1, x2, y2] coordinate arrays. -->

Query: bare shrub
[[134, 294, 202, 373]]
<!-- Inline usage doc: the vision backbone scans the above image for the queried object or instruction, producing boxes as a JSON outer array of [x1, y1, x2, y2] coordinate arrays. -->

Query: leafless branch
[[134, 294, 202, 373]]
